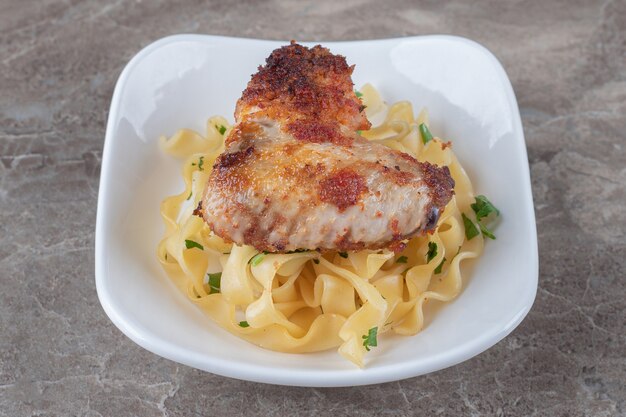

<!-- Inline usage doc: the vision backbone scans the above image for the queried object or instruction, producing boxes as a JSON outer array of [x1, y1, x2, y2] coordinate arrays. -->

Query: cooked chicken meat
[[197, 42, 455, 253]]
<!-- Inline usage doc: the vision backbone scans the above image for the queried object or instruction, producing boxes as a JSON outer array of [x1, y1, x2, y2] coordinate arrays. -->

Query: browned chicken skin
[[197, 42, 455, 253]]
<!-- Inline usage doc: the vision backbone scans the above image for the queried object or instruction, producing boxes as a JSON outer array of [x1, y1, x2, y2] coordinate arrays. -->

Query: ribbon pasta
[[157, 85, 484, 367]]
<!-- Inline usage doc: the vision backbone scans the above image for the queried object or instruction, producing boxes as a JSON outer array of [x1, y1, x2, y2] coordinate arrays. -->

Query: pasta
[[157, 85, 485, 367]]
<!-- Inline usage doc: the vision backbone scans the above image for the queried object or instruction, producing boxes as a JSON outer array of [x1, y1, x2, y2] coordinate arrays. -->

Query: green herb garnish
[[469, 195, 500, 239], [396, 256, 408, 264], [313, 259, 320, 264], [419, 123, 434, 144], [250, 252, 267, 266], [197, 156, 205, 171], [185, 239, 204, 250], [355, 90, 363, 98], [338, 252, 348, 258], [217, 125, 227, 135], [356, 130, 362, 135], [239, 321, 250, 328], [426, 242, 438, 263], [208, 272, 221, 294], [462, 213, 479, 240], [362, 327, 378, 351], [471, 195, 500, 222], [434, 257, 446, 274], [480, 223, 496, 240]]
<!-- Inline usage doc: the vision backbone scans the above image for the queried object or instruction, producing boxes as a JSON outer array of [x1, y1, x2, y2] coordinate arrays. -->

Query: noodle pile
[[157, 85, 485, 367]]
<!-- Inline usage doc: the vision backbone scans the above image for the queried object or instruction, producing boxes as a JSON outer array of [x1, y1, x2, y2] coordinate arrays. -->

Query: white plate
[[96, 35, 538, 387]]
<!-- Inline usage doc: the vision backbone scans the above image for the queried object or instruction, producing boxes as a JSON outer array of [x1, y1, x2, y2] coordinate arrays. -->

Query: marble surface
[[1, 0, 624, 415]]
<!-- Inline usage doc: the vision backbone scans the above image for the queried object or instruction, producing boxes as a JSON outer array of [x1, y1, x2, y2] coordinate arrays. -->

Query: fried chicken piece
[[198, 42, 454, 253]]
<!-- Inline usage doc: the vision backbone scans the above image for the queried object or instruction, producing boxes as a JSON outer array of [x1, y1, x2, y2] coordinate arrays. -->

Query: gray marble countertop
[[1, 1, 624, 416]]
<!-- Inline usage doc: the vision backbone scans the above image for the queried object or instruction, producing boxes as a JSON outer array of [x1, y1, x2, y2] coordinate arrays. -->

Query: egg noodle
[[157, 85, 485, 367]]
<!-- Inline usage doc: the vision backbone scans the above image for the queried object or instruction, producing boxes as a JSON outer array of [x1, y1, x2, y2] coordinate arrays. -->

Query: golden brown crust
[[192, 201, 204, 218], [371, 157, 417, 186], [201, 43, 457, 253], [330, 221, 413, 253], [421, 162, 455, 210], [209, 120, 260, 194], [421, 162, 455, 233], [286, 119, 352, 146], [236, 42, 370, 138], [318, 168, 368, 212]]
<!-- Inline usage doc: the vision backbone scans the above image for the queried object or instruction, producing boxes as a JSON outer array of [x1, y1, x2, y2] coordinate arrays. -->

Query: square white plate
[[96, 34, 538, 387]]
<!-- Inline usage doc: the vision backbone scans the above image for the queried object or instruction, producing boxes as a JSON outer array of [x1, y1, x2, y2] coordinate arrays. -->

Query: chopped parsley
[[480, 223, 496, 240], [396, 256, 408, 264], [197, 156, 205, 171], [471, 195, 500, 222], [462, 213, 479, 240], [469, 195, 500, 239], [434, 257, 446, 274], [217, 124, 227, 135], [208, 272, 221, 294], [338, 252, 349, 258], [239, 321, 250, 328], [356, 130, 362, 135], [250, 252, 267, 266], [355, 90, 363, 98], [185, 239, 204, 250], [313, 259, 320, 264], [419, 123, 434, 144], [362, 327, 378, 351], [426, 242, 438, 263]]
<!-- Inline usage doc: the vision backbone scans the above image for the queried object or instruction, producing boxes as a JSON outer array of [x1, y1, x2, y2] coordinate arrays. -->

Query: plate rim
[[95, 33, 538, 387]]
